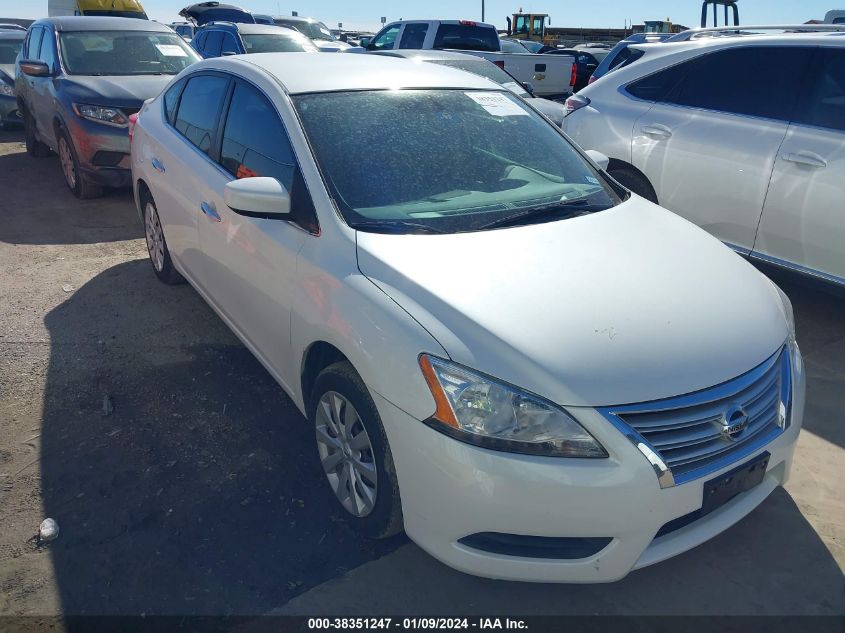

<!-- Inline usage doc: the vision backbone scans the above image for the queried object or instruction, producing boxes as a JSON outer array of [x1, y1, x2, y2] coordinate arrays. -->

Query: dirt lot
[[0, 128, 843, 618]]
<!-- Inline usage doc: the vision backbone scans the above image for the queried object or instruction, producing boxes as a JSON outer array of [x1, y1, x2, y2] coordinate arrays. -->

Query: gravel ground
[[0, 128, 842, 619]]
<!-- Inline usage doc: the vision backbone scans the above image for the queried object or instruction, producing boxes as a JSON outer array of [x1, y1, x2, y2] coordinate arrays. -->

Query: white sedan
[[130, 53, 804, 583]]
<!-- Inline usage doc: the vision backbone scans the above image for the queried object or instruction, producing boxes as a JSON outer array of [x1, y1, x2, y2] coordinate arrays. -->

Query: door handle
[[782, 152, 827, 169], [200, 201, 221, 222], [640, 125, 673, 140], [151, 157, 166, 173]]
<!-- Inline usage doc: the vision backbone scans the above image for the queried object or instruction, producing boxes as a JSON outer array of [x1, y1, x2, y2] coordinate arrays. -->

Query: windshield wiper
[[352, 221, 448, 234], [477, 198, 604, 230]]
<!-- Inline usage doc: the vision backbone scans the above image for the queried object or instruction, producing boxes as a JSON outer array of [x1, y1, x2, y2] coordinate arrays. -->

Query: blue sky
[[3, 0, 837, 31]]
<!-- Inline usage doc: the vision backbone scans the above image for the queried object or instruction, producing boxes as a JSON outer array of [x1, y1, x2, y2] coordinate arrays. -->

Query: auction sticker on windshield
[[465, 92, 528, 117], [156, 44, 188, 57]]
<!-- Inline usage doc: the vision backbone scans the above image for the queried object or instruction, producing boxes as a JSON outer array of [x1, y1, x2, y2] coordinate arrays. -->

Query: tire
[[310, 361, 403, 539], [56, 128, 102, 199], [141, 190, 185, 285], [23, 113, 51, 158], [608, 166, 658, 204]]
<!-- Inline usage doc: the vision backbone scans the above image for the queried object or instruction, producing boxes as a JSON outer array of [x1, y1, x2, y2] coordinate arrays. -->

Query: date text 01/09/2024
[[307, 618, 528, 630]]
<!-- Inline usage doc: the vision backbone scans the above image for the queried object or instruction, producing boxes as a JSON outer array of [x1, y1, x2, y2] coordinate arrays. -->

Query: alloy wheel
[[315, 391, 378, 517], [144, 202, 165, 273]]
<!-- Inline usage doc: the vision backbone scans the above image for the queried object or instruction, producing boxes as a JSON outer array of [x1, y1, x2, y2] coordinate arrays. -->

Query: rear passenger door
[[754, 48, 845, 283], [398, 22, 428, 49], [630, 46, 812, 252]]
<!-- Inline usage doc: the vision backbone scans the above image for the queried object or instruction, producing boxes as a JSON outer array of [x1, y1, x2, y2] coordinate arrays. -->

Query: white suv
[[564, 27, 845, 287], [131, 53, 803, 583]]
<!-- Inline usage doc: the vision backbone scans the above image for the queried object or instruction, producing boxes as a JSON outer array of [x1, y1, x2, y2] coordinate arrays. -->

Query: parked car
[[564, 29, 845, 287], [252, 14, 274, 25], [170, 21, 195, 41], [179, 2, 255, 26], [271, 15, 351, 51], [191, 22, 317, 58], [824, 9, 845, 24], [48, 0, 148, 19], [588, 33, 672, 85], [360, 20, 576, 98], [546, 48, 599, 91], [371, 49, 567, 126], [0, 30, 25, 129], [131, 52, 803, 583], [16, 16, 200, 198]]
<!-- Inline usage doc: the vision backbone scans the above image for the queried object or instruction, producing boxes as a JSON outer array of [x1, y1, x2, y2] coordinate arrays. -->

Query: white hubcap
[[316, 391, 378, 517], [144, 202, 165, 272]]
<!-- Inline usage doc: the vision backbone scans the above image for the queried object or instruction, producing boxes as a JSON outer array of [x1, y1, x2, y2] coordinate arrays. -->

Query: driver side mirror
[[358, 37, 371, 48], [20, 60, 51, 77], [585, 150, 610, 171], [521, 82, 535, 96], [224, 177, 291, 218]]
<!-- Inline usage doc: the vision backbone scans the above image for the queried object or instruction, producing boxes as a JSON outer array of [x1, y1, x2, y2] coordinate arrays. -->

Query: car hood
[[58, 75, 175, 109], [316, 40, 352, 51], [356, 198, 788, 408]]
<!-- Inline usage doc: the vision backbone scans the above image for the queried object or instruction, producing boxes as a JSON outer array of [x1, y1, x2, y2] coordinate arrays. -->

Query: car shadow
[[40, 259, 405, 615], [0, 130, 143, 246]]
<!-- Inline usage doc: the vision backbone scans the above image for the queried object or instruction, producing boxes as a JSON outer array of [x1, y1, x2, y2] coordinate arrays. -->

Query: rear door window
[[665, 46, 812, 121], [793, 48, 845, 132], [221, 32, 240, 55], [174, 74, 229, 155], [398, 23, 428, 49], [433, 23, 499, 51]]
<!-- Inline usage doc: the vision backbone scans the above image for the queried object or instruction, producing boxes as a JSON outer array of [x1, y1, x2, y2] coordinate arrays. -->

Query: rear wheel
[[608, 166, 658, 204], [311, 361, 403, 539], [24, 113, 50, 158], [57, 128, 102, 199], [142, 190, 184, 285]]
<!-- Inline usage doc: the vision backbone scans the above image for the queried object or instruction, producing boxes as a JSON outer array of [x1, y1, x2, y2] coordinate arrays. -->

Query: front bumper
[[374, 348, 805, 583], [63, 111, 132, 187]]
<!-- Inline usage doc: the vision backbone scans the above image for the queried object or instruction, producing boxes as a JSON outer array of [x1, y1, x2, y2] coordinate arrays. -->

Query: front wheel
[[57, 129, 102, 199], [311, 361, 403, 539]]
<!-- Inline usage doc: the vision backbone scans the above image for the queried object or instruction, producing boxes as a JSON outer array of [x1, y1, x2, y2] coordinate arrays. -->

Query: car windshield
[[0, 38, 22, 64], [428, 59, 530, 97], [59, 31, 199, 75], [294, 89, 622, 234], [241, 33, 317, 53], [278, 20, 335, 41]]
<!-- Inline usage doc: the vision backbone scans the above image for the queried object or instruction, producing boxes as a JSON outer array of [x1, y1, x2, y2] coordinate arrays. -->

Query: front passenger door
[[198, 79, 314, 389]]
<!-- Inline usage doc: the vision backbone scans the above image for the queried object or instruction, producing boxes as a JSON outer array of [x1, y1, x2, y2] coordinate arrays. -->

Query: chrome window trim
[[598, 345, 790, 488]]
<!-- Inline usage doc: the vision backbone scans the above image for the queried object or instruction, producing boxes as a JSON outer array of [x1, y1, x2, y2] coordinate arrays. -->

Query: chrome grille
[[599, 347, 791, 487]]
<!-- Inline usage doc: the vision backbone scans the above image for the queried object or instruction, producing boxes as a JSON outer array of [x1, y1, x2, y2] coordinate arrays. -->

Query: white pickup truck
[[356, 19, 575, 99]]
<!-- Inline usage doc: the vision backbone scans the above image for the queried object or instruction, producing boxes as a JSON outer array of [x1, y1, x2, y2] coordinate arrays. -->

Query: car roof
[[371, 49, 485, 62], [272, 15, 318, 24], [234, 23, 306, 35], [207, 52, 501, 94], [32, 16, 173, 32], [630, 30, 845, 59]]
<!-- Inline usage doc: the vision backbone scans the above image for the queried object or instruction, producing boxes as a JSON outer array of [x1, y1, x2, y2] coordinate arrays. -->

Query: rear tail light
[[564, 94, 591, 116], [493, 59, 505, 69], [588, 75, 597, 85], [459, 20, 477, 26], [570, 62, 577, 87], [128, 112, 139, 143]]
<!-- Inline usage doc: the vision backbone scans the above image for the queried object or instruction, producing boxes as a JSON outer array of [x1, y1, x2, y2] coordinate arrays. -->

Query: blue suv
[[191, 22, 317, 58]]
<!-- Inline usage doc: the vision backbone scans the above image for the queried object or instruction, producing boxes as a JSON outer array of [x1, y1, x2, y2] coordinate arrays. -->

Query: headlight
[[419, 355, 607, 458], [0, 82, 14, 97], [72, 103, 128, 127], [774, 284, 795, 340]]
